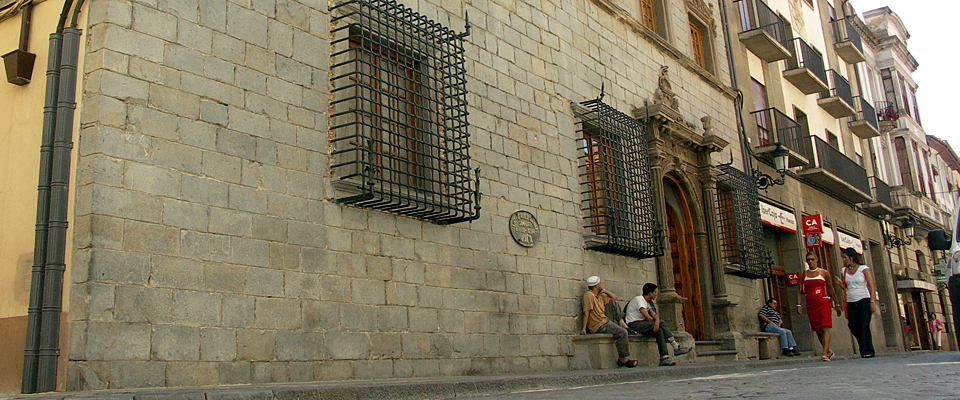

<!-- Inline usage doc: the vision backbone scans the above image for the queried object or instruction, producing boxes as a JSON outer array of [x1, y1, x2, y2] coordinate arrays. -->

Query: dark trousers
[[847, 298, 875, 357], [595, 321, 630, 358], [628, 320, 673, 358], [950, 275, 960, 351]]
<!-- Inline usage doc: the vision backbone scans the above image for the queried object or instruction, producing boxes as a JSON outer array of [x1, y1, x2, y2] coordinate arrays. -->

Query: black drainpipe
[[716, 0, 752, 172], [21, 0, 74, 393], [22, 0, 82, 393]]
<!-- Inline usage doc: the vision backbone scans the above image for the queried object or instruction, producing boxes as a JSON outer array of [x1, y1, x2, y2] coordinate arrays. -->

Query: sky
[[849, 0, 960, 151]]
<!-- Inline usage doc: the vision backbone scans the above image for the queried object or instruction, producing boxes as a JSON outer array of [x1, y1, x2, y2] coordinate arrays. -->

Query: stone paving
[[462, 351, 960, 399], [7, 351, 958, 399]]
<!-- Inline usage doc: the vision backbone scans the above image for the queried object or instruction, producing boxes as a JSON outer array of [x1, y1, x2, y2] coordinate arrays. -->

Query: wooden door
[[665, 178, 704, 340]]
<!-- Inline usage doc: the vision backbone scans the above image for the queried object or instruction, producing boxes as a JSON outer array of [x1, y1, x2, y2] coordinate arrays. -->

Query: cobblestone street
[[464, 352, 960, 399]]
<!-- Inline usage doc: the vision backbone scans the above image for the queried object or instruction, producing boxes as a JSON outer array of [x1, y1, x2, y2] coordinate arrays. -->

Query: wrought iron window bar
[[785, 37, 827, 84], [576, 97, 663, 259], [716, 163, 769, 278], [329, 0, 479, 225], [737, 0, 789, 47]]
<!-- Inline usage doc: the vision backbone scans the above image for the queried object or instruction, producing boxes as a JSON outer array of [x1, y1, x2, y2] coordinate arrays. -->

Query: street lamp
[[886, 217, 915, 248], [755, 144, 790, 192]]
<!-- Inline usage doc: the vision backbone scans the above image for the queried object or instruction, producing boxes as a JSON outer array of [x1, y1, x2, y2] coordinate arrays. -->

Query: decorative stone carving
[[685, 0, 716, 33], [652, 66, 679, 111]]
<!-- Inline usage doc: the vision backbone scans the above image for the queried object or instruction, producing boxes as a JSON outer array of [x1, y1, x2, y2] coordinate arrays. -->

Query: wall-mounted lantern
[[754, 144, 790, 191], [885, 217, 915, 248]]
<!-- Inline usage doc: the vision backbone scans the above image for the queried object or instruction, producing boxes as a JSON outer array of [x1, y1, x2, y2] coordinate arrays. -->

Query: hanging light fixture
[[885, 217, 915, 248], [755, 144, 790, 191]]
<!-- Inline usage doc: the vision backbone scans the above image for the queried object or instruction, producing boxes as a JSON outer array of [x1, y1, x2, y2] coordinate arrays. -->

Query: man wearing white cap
[[581, 275, 638, 368]]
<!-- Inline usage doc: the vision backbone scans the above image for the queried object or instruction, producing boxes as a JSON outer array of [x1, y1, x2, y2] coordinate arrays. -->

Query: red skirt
[[807, 296, 833, 332]]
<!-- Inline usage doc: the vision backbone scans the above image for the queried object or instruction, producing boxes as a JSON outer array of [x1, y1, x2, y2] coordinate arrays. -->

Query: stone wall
[[68, 0, 737, 390]]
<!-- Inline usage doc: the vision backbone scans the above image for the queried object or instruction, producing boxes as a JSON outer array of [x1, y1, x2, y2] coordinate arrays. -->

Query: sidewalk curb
[[2, 354, 890, 400]]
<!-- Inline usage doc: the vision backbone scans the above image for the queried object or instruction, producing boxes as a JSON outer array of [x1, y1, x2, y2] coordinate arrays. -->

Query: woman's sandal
[[821, 355, 830, 362], [617, 359, 639, 368]]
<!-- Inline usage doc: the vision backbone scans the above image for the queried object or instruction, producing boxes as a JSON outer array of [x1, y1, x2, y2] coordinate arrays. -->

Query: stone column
[[699, 161, 733, 333], [648, 122, 686, 331]]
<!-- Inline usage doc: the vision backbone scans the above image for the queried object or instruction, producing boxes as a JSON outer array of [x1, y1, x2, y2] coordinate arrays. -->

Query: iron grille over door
[[576, 98, 663, 259], [329, 0, 479, 225], [717, 164, 769, 278]]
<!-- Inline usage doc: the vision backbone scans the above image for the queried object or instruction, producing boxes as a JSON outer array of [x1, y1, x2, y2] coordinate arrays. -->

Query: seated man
[[758, 298, 800, 356], [580, 276, 638, 368], [624, 283, 691, 366]]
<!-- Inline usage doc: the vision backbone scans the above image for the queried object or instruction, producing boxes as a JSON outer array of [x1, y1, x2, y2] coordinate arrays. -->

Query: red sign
[[786, 273, 800, 286], [805, 233, 822, 248], [802, 214, 823, 234]]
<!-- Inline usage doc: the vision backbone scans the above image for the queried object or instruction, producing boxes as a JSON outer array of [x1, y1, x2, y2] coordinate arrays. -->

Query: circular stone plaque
[[509, 210, 540, 248]]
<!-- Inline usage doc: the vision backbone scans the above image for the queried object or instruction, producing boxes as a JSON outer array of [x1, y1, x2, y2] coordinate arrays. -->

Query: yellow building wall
[[0, 0, 84, 393]]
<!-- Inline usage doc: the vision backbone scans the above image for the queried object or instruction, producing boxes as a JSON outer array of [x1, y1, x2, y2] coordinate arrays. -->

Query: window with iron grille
[[716, 164, 769, 278], [576, 98, 663, 259], [329, 0, 479, 225]]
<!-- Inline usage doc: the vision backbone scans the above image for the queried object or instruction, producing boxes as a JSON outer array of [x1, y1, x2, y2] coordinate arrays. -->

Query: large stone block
[[85, 322, 152, 360], [108, 361, 166, 389], [226, 2, 268, 47], [222, 295, 256, 328], [209, 208, 253, 237], [204, 262, 247, 293], [151, 138, 203, 174], [152, 325, 201, 360], [181, 175, 229, 207], [88, 249, 150, 285], [163, 198, 209, 231], [302, 300, 339, 332], [166, 361, 220, 387], [340, 303, 378, 332], [324, 332, 370, 360], [254, 297, 302, 330], [283, 270, 318, 299], [200, 327, 237, 361], [237, 329, 277, 361], [276, 331, 323, 361], [150, 256, 204, 290], [246, 267, 284, 297], [181, 231, 231, 262]]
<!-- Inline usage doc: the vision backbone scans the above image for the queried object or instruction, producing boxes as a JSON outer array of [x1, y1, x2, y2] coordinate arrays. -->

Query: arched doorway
[[664, 175, 705, 340]]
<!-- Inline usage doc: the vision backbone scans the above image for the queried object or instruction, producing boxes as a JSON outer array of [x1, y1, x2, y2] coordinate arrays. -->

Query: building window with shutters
[[329, 0, 480, 225], [689, 16, 713, 72]]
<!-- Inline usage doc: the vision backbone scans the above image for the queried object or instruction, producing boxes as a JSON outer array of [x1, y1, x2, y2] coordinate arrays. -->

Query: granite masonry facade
[[63, 0, 758, 389]]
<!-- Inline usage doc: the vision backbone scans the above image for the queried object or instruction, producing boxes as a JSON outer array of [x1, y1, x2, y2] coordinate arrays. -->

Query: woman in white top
[[839, 247, 877, 358]]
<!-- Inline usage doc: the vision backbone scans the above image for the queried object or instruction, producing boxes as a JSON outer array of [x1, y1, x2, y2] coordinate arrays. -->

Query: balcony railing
[[872, 176, 892, 209], [802, 136, 871, 201], [848, 96, 879, 138], [783, 37, 827, 94], [832, 17, 865, 64], [736, 0, 791, 62], [876, 101, 900, 122], [818, 69, 855, 118], [751, 107, 812, 166]]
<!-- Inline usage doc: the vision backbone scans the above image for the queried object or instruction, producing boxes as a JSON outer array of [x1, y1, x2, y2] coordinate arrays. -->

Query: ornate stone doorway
[[664, 175, 705, 340]]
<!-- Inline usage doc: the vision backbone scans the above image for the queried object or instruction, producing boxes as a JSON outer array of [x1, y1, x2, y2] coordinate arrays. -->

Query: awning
[[759, 201, 797, 233], [837, 231, 863, 254]]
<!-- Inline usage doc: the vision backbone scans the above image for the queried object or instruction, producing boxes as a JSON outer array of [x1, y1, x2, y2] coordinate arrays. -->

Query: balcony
[[798, 136, 872, 204], [783, 37, 827, 95], [817, 70, 855, 118], [861, 176, 893, 216], [833, 17, 865, 64], [737, 0, 791, 62], [847, 96, 880, 138], [891, 186, 946, 234], [751, 107, 811, 168]]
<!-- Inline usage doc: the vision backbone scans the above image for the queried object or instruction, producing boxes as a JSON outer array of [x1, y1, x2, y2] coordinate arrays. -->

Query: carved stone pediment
[[633, 103, 728, 154], [686, 0, 716, 33]]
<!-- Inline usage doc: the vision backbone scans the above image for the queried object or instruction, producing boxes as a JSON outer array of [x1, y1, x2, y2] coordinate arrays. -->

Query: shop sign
[[837, 231, 863, 254], [759, 202, 797, 232], [802, 214, 823, 234], [805, 233, 822, 248], [786, 272, 801, 286], [821, 227, 835, 245]]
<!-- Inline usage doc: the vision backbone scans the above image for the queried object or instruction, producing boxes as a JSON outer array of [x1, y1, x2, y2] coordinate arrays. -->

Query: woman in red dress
[[796, 251, 842, 361]]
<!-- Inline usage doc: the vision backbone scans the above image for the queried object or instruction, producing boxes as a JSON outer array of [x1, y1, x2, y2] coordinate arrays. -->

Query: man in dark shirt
[[759, 298, 800, 356]]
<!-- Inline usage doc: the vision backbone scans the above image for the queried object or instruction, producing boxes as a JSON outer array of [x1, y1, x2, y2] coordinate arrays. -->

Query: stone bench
[[571, 333, 694, 369], [741, 332, 781, 360]]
